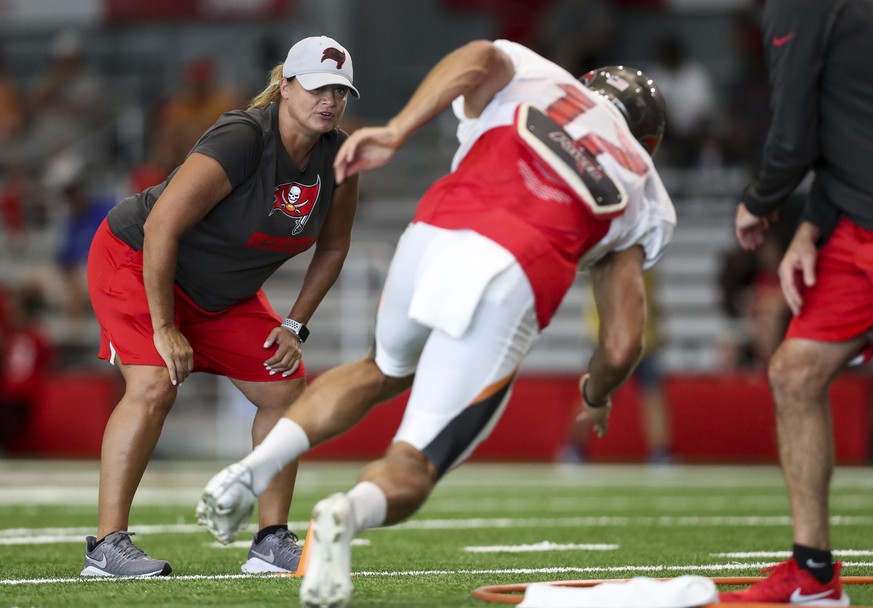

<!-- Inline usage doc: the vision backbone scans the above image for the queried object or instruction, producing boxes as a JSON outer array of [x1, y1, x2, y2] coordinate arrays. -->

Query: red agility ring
[[471, 576, 873, 606]]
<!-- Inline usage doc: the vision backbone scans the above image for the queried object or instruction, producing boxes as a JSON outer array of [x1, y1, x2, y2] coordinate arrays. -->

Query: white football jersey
[[451, 39, 676, 271]]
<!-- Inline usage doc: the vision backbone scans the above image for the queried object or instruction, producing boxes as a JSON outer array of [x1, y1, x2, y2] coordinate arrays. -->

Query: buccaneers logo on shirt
[[270, 177, 321, 235]]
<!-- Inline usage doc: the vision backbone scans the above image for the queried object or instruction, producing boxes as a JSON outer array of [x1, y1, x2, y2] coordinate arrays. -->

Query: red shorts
[[87, 219, 305, 381], [786, 217, 873, 343]]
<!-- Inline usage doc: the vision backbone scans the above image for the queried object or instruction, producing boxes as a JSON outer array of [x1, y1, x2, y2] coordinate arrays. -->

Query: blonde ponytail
[[248, 64, 285, 109]]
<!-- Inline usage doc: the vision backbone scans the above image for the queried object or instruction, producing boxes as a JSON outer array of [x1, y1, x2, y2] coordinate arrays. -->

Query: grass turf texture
[[1, 460, 872, 607]]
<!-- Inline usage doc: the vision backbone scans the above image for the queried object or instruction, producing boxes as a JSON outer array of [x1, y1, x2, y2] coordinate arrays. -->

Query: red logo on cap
[[322, 48, 346, 69]]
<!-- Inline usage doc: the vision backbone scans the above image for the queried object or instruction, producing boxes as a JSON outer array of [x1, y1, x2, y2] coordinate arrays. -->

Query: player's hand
[[735, 202, 775, 251], [779, 222, 819, 316], [153, 326, 194, 386], [334, 125, 403, 183], [576, 374, 613, 439], [262, 326, 303, 378]]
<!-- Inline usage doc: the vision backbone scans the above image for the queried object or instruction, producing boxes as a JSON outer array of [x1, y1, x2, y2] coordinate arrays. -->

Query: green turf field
[[1, 459, 872, 607]]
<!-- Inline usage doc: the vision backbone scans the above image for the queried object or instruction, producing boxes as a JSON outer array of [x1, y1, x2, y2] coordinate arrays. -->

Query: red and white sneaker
[[719, 559, 849, 605]]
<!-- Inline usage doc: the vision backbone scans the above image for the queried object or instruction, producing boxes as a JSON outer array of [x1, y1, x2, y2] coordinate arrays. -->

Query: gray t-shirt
[[108, 103, 347, 311]]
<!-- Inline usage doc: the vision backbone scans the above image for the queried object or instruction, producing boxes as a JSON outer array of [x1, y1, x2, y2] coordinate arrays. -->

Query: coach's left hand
[[262, 327, 303, 378]]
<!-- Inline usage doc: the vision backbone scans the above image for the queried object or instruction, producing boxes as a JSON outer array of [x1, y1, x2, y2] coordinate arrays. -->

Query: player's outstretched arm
[[334, 40, 514, 182], [334, 125, 404, 183], [582, 247, 647, 438]]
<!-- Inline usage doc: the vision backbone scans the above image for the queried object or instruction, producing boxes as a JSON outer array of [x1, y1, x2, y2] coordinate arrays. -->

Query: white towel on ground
[[517, 575, 718, 608]]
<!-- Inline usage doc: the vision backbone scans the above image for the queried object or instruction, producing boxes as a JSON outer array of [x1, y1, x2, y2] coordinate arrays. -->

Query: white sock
[[241, 418, 310, 495], [346, 481, 388, 534]]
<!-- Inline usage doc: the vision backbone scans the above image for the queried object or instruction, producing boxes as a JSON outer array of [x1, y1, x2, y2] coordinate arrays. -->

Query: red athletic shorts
[[785, 217, 873, 343], [87, 219, 305, 381]]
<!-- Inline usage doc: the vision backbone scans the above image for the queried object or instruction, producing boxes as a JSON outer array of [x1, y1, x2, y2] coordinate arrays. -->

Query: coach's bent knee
[[122, 369, 178, 417]]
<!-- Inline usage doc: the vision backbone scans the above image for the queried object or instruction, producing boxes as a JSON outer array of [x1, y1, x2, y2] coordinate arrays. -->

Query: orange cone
[[290, 519, 314, 578]]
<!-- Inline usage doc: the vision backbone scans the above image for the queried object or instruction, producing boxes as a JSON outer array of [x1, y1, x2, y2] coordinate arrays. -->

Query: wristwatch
[[281, 318, 310, 342]]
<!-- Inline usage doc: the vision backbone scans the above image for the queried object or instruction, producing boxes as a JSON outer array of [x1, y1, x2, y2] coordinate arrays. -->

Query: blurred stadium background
[[0, 0, 869, 465]]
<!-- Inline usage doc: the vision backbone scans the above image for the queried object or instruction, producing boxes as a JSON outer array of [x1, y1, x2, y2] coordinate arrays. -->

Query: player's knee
[[363, 354, 413, 402]]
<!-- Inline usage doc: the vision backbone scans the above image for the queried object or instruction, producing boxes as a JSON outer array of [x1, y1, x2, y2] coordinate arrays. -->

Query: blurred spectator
[[562, 270, 673, 464], [0, 280, 53, 453], [632, 270, 673, 464], [0, 283, 9, 352], [718, 195, 802, 371], [154, 57, 245, 169], [0, 45, 28, 251], [484, 0, 551, 45], [718, 231, 791, 371], [0, 46, 25, 145], [44, 154, 114, 323], [720, 9, 771, 171], [126, 160, 172, 199], [24, 29, 109, 167], [125, 135, 174, 196], [0, 164, 29, 252], [646, 34, 722, 169], [532, 0, 616, 76]]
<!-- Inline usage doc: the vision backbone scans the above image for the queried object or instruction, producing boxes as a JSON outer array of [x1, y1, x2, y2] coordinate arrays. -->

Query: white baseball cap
[[283, 36, 360, 98]]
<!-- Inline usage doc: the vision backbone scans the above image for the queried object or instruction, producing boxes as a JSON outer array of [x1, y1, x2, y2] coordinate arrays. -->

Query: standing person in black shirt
[[721, 0, 873, 604], [82, 35, 360, 578]]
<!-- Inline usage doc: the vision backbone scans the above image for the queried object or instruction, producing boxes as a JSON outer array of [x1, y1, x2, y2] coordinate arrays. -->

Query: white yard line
[[422, 494, 873, 512], [3, 515, 873, 545], [464, 542, 618, 553], [713, 550, 873, 558], [390, 515, 873, 530], [353, 560, 873, 577]]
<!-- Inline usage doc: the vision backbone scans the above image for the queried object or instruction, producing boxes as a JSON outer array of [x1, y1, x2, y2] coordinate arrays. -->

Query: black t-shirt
[[108, 103, 348, 311], [744, 0, 873, 235]]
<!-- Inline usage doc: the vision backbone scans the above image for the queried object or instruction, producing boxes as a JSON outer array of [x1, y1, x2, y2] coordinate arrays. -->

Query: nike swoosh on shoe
[[790, 588, 839, 603], [250, 549, 275, 563]]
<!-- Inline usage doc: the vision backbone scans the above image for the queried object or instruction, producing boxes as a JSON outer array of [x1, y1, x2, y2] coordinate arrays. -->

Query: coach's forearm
[[142, 229, 180, 332]]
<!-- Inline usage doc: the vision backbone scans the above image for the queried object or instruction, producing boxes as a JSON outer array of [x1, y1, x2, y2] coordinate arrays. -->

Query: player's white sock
[[346, 481, 388, 534], [241, 418, 310, 495]]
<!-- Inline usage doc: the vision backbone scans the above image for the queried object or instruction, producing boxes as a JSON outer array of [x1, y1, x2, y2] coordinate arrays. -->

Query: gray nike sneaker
[[80, 531, 172, 577], [241, 527, 303, 573]]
